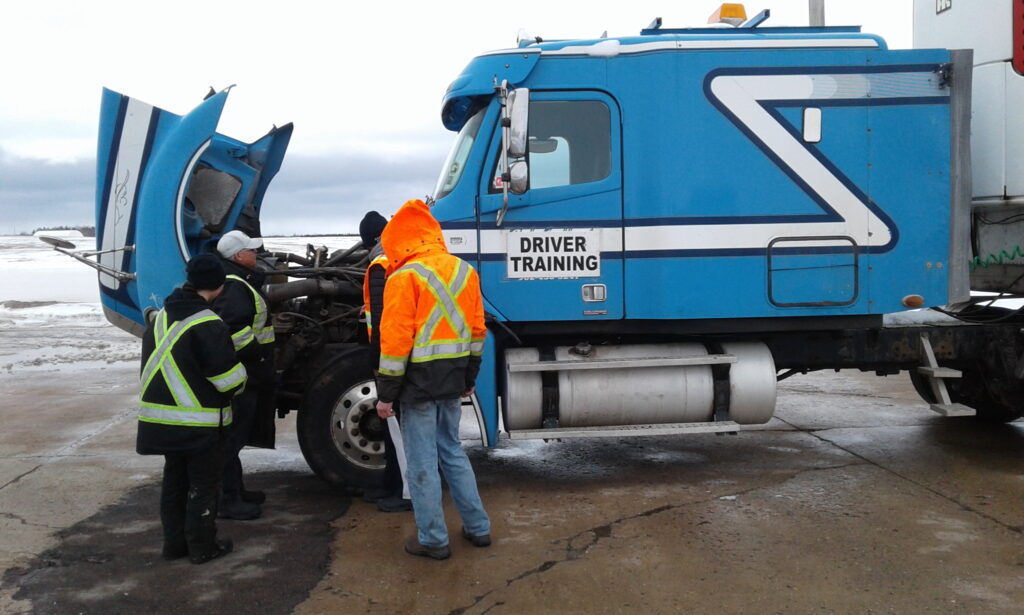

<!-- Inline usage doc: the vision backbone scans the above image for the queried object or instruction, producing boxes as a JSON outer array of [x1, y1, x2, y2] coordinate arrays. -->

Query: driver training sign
[[506, 228, 601, 279]]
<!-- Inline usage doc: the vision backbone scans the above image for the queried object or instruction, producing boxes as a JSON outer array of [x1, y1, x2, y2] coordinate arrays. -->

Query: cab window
[[490, 99, 611, 192]]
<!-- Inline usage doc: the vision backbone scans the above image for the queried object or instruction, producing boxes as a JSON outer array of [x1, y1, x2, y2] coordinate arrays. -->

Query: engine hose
[[262, 278, 361, 304], [268, 251, 313, 267], [324, 242, 368, 267]]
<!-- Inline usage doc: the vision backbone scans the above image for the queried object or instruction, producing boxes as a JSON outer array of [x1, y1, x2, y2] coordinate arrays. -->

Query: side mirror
[[38, 235, 77, 250], [509, 161, 528, 194], [507, 88, 530, 158]]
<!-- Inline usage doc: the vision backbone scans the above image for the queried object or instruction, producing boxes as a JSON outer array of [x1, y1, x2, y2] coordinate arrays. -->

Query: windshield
[[432, 107, 486, 201]]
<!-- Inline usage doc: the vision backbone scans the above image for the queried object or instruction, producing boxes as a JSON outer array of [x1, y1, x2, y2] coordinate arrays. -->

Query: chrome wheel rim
[[329, 379, 386, 471]]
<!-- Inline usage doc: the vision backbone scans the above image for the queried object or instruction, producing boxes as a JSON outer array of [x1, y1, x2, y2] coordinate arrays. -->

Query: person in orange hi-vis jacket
[[374, 199, 491, 560]]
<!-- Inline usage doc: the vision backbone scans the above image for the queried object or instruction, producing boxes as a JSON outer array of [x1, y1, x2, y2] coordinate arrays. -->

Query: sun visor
[[441, 50, 540, 131]]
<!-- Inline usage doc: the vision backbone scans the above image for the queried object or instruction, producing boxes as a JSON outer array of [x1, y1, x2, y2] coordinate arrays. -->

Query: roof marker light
[[708, 3, 747, 27]]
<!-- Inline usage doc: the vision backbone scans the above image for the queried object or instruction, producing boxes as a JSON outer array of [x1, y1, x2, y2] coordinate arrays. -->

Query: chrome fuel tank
[[504, 342, 776, 430]]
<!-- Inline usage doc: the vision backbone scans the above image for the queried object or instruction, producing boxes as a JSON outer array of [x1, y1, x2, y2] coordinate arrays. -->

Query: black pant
[[161, 441, 223, 557], [382, 403, 403, 496], [222, 389, 258, 499]]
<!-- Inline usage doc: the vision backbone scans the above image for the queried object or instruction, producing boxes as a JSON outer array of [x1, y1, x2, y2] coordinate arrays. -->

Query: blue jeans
[[401, 397, 490, 547]]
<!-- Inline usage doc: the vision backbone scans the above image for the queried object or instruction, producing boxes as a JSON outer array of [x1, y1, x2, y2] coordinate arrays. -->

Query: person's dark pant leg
[[160, 454, 189, 554], [222, 390, 257, 498], [184, 440, 224, 557]]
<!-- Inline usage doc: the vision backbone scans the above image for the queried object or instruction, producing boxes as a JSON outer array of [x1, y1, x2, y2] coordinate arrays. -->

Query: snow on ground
[[0, 235, 123, 373], [0, 235, 100, 304], [32, 229, 84, 238], [263, 235, 359, 255]]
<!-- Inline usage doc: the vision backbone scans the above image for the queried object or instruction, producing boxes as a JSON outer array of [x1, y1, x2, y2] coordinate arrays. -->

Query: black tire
[[908, 369, 942, 405], [297, 346, 387, 490], [908, 367, 1024, 423], [951, 368, 1024, 423]]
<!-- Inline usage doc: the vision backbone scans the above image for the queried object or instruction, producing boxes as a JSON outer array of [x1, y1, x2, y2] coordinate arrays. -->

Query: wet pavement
[[4, 473, 348, 615], [2, 326, 1023, 614]]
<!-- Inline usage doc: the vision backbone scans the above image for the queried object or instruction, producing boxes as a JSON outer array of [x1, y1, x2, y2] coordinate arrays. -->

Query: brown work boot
[[461, 526, 492, 547], [404, 535, 450, 560]]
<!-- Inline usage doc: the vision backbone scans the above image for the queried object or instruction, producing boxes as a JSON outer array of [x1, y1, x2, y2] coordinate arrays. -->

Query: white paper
[[387, 416, 410, 500]]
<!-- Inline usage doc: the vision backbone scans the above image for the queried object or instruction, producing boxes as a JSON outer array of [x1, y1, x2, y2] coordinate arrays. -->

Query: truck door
[[476, 91, 623, 322]]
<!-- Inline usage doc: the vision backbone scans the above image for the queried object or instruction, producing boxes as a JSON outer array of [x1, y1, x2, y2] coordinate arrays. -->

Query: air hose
[[969, 245, 1024, 270]]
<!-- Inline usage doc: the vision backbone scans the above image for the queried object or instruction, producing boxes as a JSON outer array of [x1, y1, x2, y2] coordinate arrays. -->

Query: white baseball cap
[[217, 230, 263, 258]]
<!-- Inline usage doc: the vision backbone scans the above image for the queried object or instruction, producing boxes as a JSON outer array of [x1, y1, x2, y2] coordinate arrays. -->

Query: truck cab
[[425, 10, 972, 446]]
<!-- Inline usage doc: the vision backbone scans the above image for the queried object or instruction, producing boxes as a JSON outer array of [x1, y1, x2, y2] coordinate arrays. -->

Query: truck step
[[508, 421, 741, 440], [929, 403, 976, 417], [507, 353, 737, 373], [918, 333, 976, 417], [916, 366, 962, 378]]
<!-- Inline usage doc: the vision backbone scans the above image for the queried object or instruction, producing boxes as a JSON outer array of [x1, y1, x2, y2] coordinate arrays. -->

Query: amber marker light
[[902, 294, 925, 308], [708, 3, 747, 26]]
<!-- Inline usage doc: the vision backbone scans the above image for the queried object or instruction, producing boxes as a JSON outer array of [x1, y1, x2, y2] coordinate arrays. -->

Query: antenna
[[809, 0, 825, 27]]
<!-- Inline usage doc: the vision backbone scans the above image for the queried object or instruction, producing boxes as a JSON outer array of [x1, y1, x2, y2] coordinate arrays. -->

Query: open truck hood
[[95, 87, 292, 335]]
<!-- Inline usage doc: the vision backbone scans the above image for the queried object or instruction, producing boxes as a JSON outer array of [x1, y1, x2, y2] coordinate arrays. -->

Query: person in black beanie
[[360, 211, 412, 512], [360, 211, 388, 249], [137, 254, 246, 564]]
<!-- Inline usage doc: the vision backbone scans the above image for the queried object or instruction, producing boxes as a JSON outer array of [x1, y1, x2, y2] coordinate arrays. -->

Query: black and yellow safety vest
[[136, 287, 247, 456], [224, 274, 275, 352]]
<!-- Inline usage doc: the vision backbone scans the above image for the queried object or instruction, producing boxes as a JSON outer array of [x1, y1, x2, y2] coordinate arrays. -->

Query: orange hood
[[381, 199, 447, 269]]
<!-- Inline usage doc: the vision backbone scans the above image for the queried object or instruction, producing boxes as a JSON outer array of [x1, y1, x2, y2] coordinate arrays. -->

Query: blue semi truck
[[66, 4, 1024, 489]]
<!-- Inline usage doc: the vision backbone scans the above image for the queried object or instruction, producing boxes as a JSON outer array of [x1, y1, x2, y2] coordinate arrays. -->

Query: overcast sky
[[0, 0, 913, 235]]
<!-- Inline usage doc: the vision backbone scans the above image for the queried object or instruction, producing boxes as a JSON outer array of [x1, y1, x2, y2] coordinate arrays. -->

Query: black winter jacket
[[366, 243, 387, 355], [222, 258, 267, 289], [212, 275, 272, 372], [136, 285, 246, 456]]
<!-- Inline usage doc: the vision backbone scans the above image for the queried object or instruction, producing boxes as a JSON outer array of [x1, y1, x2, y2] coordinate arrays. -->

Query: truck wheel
[[908, 368, 1024, 423], [298, 347, 387, 490], [950, 368, 1024, 423]]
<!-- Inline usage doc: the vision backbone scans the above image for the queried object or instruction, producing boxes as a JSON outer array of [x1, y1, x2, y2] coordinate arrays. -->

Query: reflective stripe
[[449, 259, 471, 298], [139, 402, 232, 427], [231, 326, 254, 351], [470, 339, 485, 355], [417, 304, 444, 346], [164, 355, 200, 408], [155, 310, 168, 339], [226, 275, 276, 345], [379, 354, 407, 376], [394, 261, 473, 364], [209, 363, 247, 392], [410, 341, 472, 362], [254, 327, 275, 344], [140, 309, 220, 390], [394, 262, 470, 341]]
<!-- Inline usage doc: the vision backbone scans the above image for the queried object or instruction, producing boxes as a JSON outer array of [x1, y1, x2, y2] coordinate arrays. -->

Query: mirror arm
[[495, 79, 511, 227], [47, 243, 137, 282]]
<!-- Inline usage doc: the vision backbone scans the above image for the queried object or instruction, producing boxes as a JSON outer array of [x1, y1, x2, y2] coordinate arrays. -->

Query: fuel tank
[[504, 342, 776, 430]]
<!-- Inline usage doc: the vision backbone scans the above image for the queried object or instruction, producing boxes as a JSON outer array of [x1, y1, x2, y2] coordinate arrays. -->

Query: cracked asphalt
[[298, 371, 1024, 614], [2, 325, 1024, 613]]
